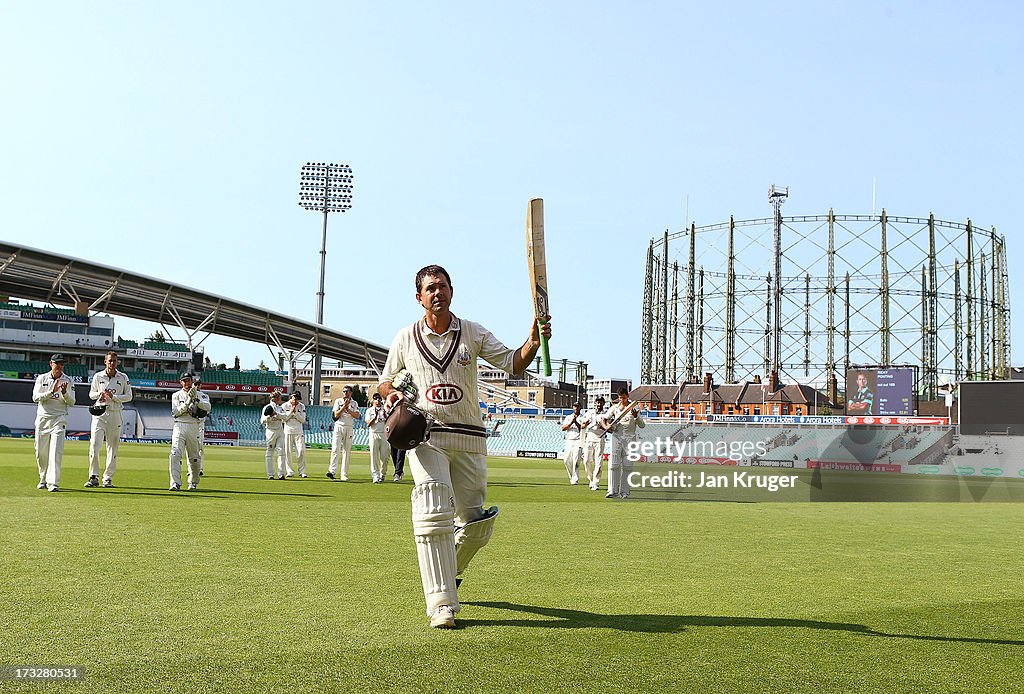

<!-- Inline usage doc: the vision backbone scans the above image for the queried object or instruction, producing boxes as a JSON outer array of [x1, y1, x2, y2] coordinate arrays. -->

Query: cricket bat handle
[[538, 317, 551, 376]]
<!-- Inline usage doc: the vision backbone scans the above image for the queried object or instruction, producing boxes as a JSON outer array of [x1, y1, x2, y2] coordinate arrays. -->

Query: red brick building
[[630, 372, 834, 418]]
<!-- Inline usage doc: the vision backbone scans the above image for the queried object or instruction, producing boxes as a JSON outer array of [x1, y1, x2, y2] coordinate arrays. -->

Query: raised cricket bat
[[607, 400, 642, 429], [526, 198, 552, 376]]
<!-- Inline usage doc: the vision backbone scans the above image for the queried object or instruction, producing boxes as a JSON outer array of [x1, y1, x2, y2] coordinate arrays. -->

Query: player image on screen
[[846, 371, 875, 415]]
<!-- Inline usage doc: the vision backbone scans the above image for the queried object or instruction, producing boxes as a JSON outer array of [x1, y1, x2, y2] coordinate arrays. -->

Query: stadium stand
[[0, 359, 88, 378], [115, 338, 189, 352], [203, 403, 370, 447], [123, 370, 183, 382], [758, 426, 953, 466], [132, 401, 175, 439], [199, 370, 284, 387], [487, 418, 565, 456], [1, 302, 77, 316]]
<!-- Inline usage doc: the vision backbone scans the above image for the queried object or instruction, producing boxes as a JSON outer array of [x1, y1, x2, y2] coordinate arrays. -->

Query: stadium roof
[[0, 241, 389, 369]]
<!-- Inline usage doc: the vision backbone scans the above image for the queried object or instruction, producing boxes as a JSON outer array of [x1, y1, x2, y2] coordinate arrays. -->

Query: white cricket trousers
[[88, 410, 123, 481], [607, 434, 635, 497], [582, 438, 605, 486], [329, 424, 353, 479], [563, 439, 583, 483], [169, 421, 202, 487], [409, 443, 489, 614], [368, 430, 391, 480], [35, 414, 67, 488], [265, 428, 285, 478], [284, 430, 307, 476]]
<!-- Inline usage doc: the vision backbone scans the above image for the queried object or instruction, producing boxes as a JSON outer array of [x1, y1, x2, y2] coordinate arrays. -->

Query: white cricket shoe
[[187, 483, 198, 490], [169, 484, 181, 491], [37, 481, 47, 490], [429, 605, 456, 629], [48, 485, 60, 492]]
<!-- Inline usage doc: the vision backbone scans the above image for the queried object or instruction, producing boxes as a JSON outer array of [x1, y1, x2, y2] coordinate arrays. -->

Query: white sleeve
[[475, 323, 515, 373], [89, 374, 105, 401], [116, 376, 133, 404], [379, 330, 406, 390], [63, 381, 76, 406], [32, 376, 49, 403], [171, 393, 188, 417]]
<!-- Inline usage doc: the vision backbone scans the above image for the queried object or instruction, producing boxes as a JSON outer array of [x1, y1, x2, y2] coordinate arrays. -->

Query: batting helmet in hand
[[385, 401, 431, 450]]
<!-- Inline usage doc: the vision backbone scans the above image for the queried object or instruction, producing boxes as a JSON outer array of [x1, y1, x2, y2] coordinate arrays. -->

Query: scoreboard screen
[[959, 381, 1024, 435], [845, 367, 914, 416]]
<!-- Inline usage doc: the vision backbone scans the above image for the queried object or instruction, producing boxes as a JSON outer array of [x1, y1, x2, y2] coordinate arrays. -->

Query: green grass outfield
[[1, 439, 1022, 693]]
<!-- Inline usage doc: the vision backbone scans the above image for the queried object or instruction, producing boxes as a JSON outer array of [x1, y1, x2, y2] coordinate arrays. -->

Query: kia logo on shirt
[[425, 383, 464, 405]]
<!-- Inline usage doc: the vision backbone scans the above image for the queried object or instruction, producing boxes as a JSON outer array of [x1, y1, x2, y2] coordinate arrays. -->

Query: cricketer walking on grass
[[32, 353, 75, 492], [605, 388, 645, 499], [169, 372, 211, 491], [327, 386, 359, 481], [85, 350, 133, 489], [378, 264, 551, 629], [261, 391, 287, 480]]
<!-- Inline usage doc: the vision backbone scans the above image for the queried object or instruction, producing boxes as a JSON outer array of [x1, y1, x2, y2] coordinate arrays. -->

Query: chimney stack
[[703, 372, 713, 394], [768, 369, 780, 393]]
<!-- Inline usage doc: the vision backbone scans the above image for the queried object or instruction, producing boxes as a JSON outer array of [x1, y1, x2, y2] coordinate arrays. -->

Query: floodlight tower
[[299, 162, 354, 404], [768, 184, 788, 378]]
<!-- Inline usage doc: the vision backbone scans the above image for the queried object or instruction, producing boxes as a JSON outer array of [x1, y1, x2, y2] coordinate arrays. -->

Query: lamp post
[[299, 162, 354, 405]]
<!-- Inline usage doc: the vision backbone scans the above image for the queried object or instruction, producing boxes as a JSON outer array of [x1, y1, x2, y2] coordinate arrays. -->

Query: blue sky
[[1, 1, 1021, 383]]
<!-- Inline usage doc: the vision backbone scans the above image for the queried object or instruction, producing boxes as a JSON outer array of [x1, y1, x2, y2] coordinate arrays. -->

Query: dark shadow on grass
[[207, 474, 369, 482], [85, 486, 328, 498], [485, 481, 561, 489], [460, 601, 1024, 646]]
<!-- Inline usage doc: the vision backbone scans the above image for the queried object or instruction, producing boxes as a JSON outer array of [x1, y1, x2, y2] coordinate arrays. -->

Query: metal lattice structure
[[640, 207, 1011, 400]]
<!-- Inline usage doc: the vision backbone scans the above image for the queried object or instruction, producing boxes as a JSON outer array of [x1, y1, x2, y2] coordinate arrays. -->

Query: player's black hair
[[617, 387, 629, 396], [415, 265, 453, 292]]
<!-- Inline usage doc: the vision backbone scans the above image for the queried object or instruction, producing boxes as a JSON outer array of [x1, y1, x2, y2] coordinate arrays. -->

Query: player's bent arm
[[31, 378, 48, 403], [378, 381, 405, 409], [89, 376, 105, 401], [512, 316, 551, 375], [117, 382, 133, 404]]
